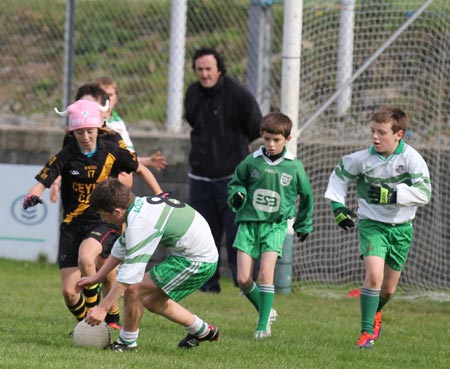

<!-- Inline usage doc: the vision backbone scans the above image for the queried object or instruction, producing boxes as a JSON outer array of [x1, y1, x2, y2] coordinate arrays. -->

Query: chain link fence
[[1, 1, 449, 132], [294, 0, 450, 291], [0, 0, 284, 129]]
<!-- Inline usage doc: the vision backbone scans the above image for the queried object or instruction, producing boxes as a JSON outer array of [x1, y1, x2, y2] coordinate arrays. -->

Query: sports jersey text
[[71, 117, 98, 125], [38, 166, 50, 180], [133, 197, 144, 213], [253, 189, 281, 213], [84, 165, 98, 178], [72, 182, 96, 203]]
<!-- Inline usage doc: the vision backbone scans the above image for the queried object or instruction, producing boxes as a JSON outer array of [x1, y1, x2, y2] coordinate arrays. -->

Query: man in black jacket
[[185, 47, 262, 293]]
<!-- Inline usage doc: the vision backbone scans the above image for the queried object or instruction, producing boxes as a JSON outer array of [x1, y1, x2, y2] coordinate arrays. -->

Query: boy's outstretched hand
[[149, 150, 168, 171], [334, 207, 356, 230]]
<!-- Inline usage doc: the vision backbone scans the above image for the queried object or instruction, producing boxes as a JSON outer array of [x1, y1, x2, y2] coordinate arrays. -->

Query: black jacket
[[185, 75, 262, 178]]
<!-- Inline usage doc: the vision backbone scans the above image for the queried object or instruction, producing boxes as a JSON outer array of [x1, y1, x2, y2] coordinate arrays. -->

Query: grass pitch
[[0, 258, 449, 369]]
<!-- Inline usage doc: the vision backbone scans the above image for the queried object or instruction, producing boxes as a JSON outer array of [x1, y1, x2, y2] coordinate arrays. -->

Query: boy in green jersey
[[324, 106, 431, 348], [228, 112, 314, 339]]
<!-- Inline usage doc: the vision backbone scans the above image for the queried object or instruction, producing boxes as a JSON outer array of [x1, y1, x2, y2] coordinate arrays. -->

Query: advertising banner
[[0, 164, 60, 262]]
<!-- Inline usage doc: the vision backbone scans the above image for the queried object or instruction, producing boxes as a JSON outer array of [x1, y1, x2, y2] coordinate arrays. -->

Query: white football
[[72, 320, 111, 349]]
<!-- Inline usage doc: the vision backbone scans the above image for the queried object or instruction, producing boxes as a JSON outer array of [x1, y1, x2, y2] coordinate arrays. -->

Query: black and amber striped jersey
[[35, 136, 139, 224]]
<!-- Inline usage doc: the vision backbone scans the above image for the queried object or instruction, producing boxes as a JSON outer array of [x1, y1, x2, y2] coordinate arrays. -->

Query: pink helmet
[[54, 99, 109, 131]]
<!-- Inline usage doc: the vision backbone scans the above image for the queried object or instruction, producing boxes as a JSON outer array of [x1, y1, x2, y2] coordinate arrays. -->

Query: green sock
[[377, 296, 389, 311], [242, 281, 259, 310], [360, 287, 380, 335], [256, 285, 274, 332]]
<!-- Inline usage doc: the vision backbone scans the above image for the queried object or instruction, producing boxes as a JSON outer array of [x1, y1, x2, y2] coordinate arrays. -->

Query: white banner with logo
[[0, 164, 60, 262]]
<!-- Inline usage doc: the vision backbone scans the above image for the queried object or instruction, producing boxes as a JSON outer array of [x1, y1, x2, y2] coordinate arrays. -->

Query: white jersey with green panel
[[111, 196, 218, 285], [228, 146, 314, 234], [105, 110, 136, 152], [324, 140, 431, 224]]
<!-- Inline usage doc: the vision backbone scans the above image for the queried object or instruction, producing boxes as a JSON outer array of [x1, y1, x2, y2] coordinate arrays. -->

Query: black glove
[[23, 194, 43, 209], [296, 232, 309, 242], [231, 192, 244, 208], [368, 184, 397, 204], [334, 207, 356, 230]]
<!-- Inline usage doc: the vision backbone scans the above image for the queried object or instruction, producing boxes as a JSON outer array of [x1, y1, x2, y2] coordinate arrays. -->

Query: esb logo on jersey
[[253, 189, 280, 213]]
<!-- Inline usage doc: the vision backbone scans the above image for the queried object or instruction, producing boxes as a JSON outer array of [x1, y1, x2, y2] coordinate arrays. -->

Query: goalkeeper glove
[[23, 194, 43, 209], [231, 192, 244, 208], [296, 232, 309, 242], [368, 184, 397, 204], [334, 207, 356, 230]]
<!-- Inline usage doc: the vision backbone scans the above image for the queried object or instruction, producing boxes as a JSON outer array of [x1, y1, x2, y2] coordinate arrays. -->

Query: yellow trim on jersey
[[63, 153, 116, 222]]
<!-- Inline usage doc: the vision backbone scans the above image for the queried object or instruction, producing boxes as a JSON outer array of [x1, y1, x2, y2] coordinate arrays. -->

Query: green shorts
[[150, 255, 217, 302], [358, 219, 413, 271], [233, 221, 287, 260]]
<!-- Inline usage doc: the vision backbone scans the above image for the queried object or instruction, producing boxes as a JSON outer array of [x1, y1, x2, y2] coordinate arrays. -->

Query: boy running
[[324, 106, 431, 348]]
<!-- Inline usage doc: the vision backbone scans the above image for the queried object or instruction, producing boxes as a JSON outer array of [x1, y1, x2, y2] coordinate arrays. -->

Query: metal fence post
[[246, 1, 273, 115], [166, 0, 187, 133], [336, 0, 355, 116], [62, 0, 75, 126], [276, 0, 303, 294]]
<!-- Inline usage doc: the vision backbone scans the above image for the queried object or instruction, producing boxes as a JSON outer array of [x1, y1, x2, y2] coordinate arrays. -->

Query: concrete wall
[[0, 125, 192, 201]]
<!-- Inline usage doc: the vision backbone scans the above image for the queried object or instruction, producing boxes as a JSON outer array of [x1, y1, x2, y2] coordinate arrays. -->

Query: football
[[72, 320, 111, 349]]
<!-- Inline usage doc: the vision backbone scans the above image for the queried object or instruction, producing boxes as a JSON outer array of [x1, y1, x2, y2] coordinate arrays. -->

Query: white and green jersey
[[228, 146, 314, 234], [111, 196, 218, 285], [325, 140, 431, 224], [105, 111, 136, 152]]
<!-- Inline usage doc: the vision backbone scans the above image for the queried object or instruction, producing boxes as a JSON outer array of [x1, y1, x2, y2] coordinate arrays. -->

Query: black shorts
[[58, 222, 121, 269]]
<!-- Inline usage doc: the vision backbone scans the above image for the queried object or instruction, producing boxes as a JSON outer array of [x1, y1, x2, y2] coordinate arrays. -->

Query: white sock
[[118, 328, 139, 345], [185, 315, 209, 336]]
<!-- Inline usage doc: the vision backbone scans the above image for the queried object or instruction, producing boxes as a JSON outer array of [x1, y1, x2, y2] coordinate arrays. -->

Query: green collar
[[125, 198, 136, 218], [107, 110, 121, 123], [369, 139, 405, 160]]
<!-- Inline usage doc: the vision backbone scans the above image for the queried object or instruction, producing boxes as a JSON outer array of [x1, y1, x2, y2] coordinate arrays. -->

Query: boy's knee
[[237, 277, 253, 290], [381, 288, 395, 300], [257, 268, 275, 285], [124, 285, 140, 301], [77, 254, 95, 270]]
